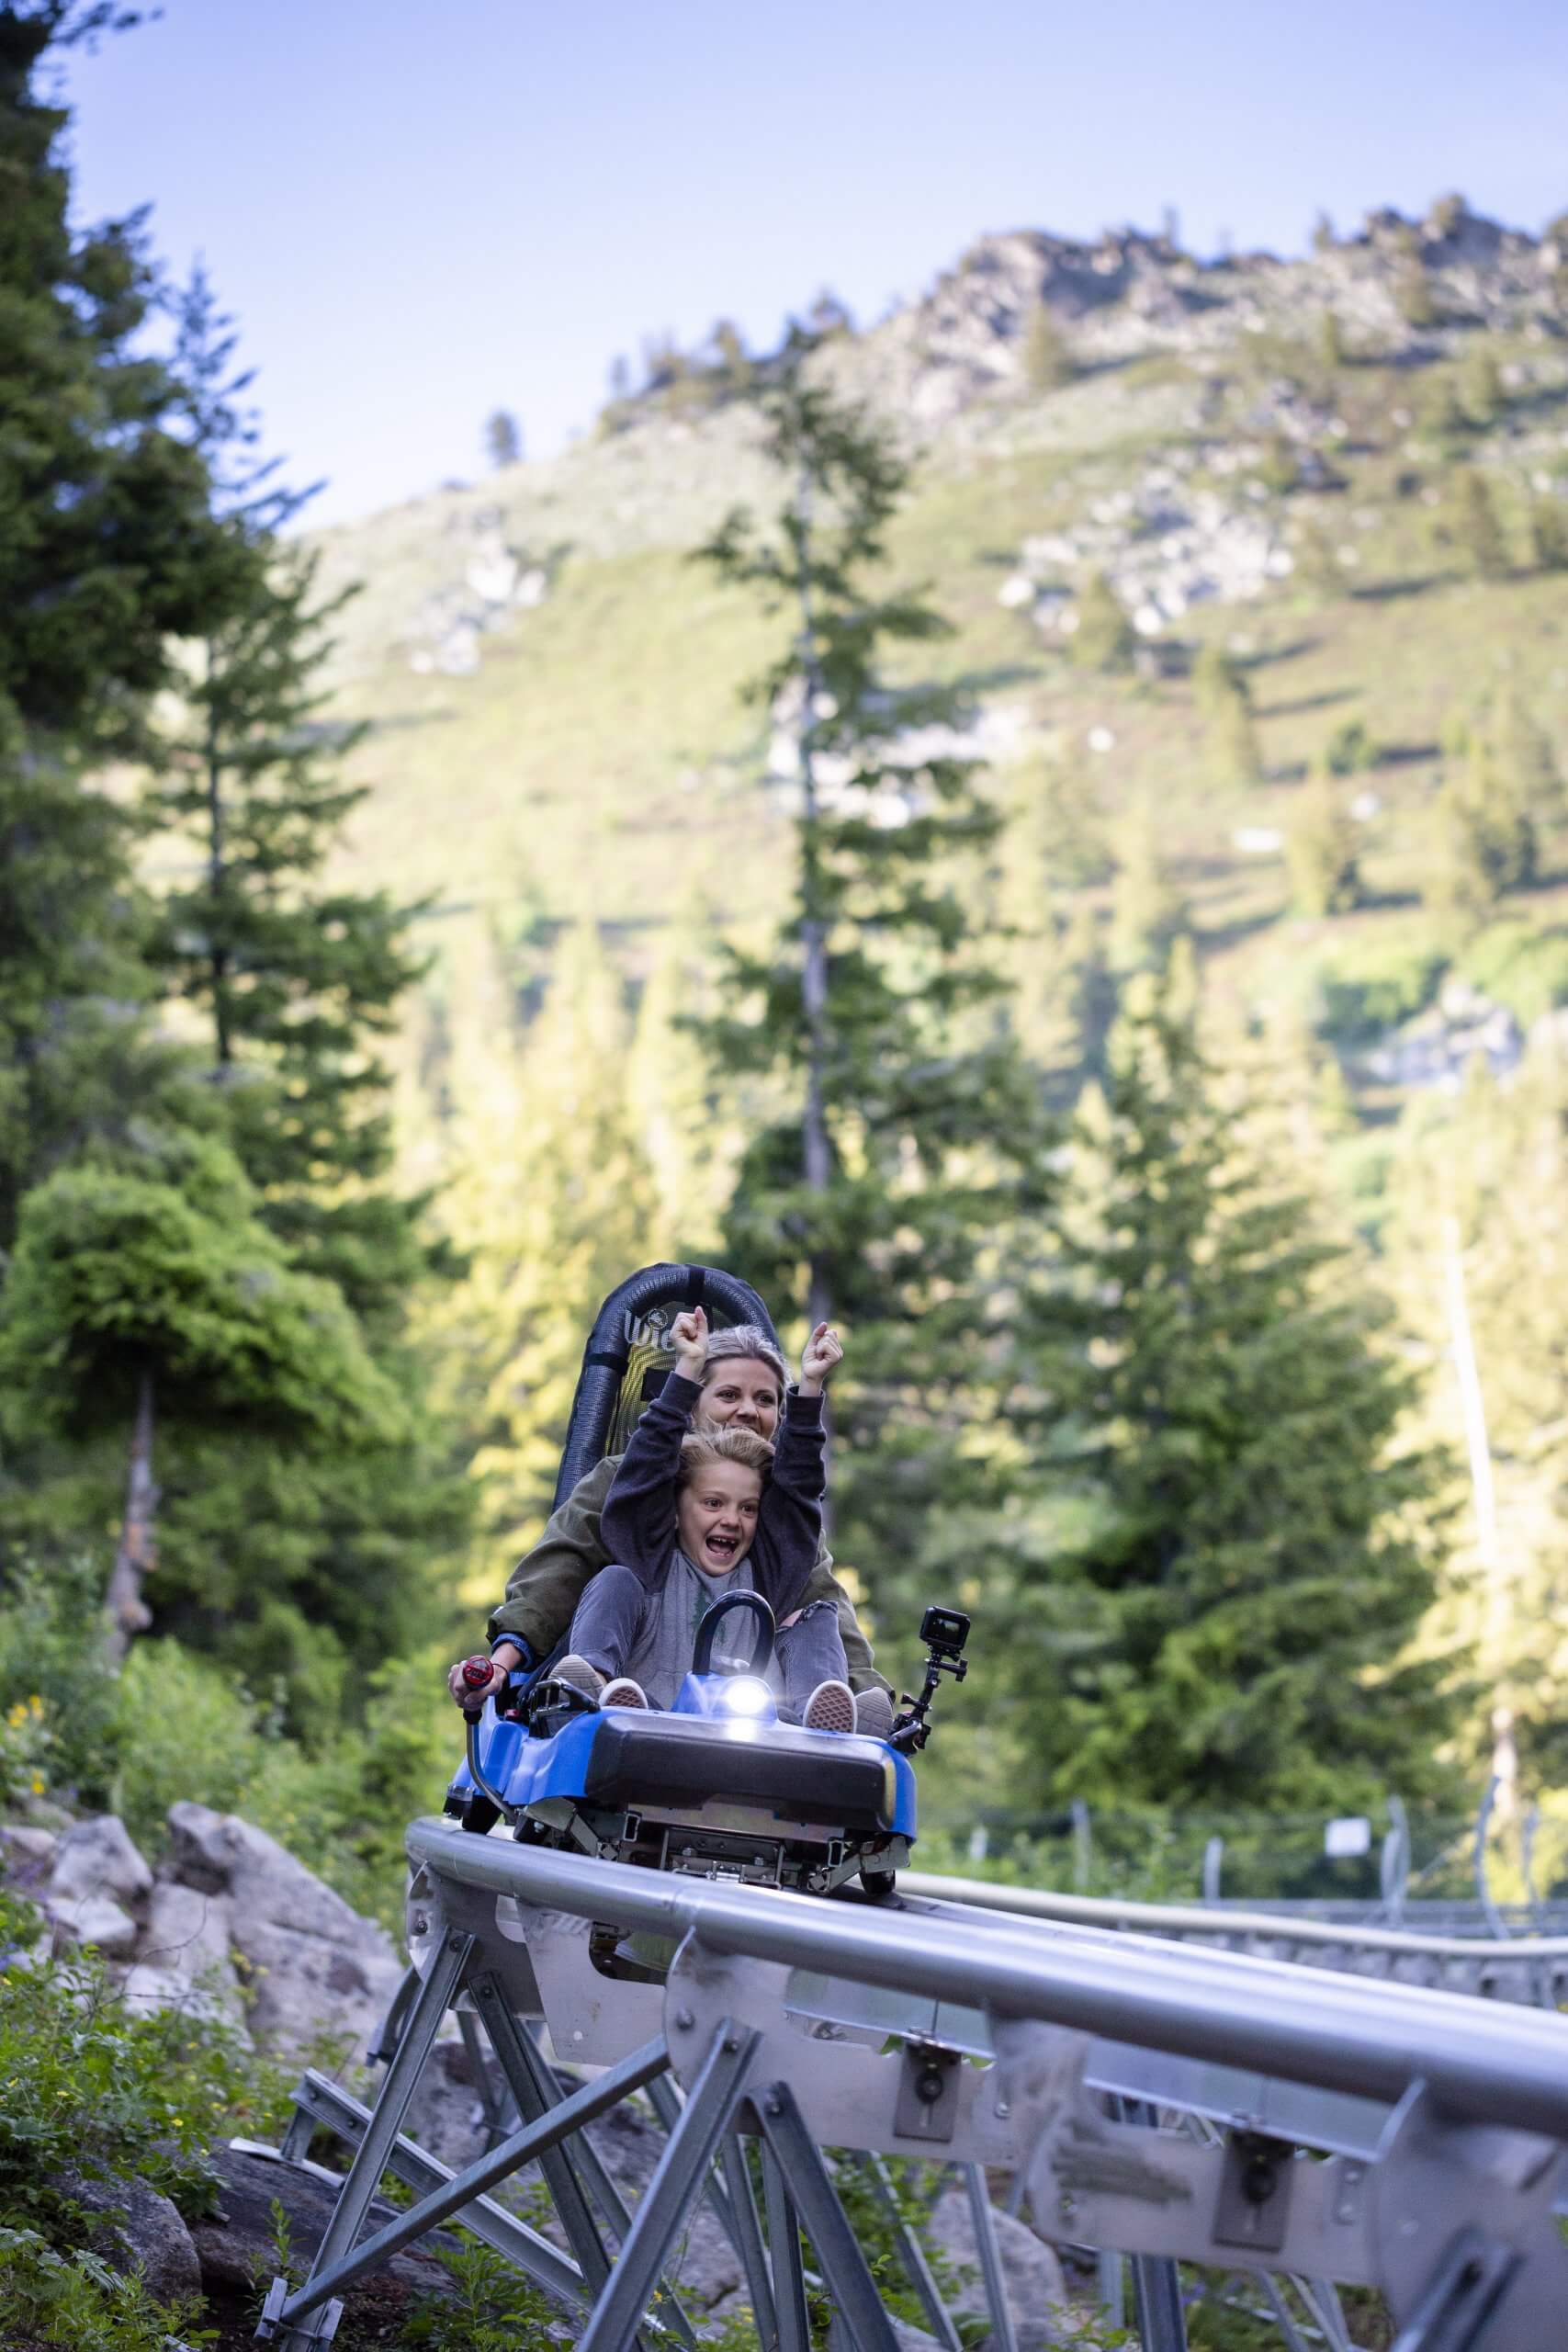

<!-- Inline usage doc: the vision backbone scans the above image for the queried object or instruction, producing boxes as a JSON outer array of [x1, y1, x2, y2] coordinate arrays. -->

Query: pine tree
[[1397, 264, 1437, 329], [129, 275, 468, 1698], [1380, 1044, 1568, 1780], [1070, 571, 1134, 672], [1427, 735, 1538, 920], [1021, 300, 1076, 391], [1460, 346, 1504, 428], [1529, 497, 1568, 571], [1491, 683, 1562, 832], [1288, 775, 1361, 916], [0, 11, 254, 1245], [709, 319, 751, 394], [485, 408, 523, 468], [0, 1130, 402, 1660], [694, 339, 1055, 1628], [1110, 803, 1183, 971], [1001, 979, 1461, 1811], [147, 274, 437, 1325], [431, 925, 660, 1572], [1450, 469, 1508, 579], [1194, 644, 1262, 784]]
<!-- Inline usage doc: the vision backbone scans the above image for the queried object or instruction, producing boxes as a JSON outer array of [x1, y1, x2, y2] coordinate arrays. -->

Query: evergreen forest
[[7, 2, 1568, 1955]]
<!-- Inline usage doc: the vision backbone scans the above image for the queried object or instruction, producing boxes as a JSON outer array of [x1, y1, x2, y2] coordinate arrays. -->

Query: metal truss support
[[470, 1973, 697, 2352], [1259, 2274, 1319, 2352], [258, 1928, 472, 2347], [648, 2066, 747, 2288], [755, 2079, 902, 2352], [962, 2161, 1018, 2352], [278, 2066, 588, 2312], [259, 2031, 669, 2346], [1389, 2226, 1517, 2352], [855, 2154, 963, 2352], [761, 2139, 812, 2352], [720, 2131, 778, 2352], [575, 2022, 760, 2352], [1130, 2248, 1189, 2352], [457, 2003, 514, 2150]]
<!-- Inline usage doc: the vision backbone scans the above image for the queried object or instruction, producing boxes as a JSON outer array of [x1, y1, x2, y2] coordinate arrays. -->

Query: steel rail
[[406, 1819, 1568, 2142], [899, 1871, 1568, 1962]]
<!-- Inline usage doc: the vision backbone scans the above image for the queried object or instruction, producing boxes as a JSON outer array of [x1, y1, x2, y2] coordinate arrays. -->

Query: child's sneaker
[[803, 1679, 856, 1736], [553, 1655, 605, 1702], [853, 1687, 895, 1741], [600, 1677, 649, 1710]]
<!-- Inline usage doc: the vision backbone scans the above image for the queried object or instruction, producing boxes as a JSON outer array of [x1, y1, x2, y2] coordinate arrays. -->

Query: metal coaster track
[[251, 1817, 1568, 2352]]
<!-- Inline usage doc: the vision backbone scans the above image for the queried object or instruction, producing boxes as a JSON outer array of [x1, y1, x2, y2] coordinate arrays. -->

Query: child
[[551, 1307, 868, 1734]]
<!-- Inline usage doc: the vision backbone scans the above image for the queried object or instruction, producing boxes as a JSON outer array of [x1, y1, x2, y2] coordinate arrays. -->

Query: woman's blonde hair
[[678, 1427, 774, 1487], [699, 1323, 787, 1395]]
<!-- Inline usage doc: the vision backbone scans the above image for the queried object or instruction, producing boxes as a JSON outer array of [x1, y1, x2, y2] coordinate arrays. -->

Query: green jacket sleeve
[[800, 1538, 892, 1698], [487, 1454, 618, 1657]]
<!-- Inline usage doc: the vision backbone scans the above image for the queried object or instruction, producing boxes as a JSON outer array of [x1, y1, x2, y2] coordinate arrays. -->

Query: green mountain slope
[[311, 194, 1568, 1171]]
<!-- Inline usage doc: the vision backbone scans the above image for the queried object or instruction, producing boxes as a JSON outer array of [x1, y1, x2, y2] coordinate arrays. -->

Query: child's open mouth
[[704, 1532, 739, 1564]]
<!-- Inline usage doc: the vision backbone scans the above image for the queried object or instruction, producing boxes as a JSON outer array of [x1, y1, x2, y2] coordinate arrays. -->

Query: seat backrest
[[552, 1263, 781, 1510]]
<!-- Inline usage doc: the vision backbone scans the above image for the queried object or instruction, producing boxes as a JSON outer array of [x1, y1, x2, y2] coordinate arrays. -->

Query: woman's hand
[[798, 1321, 843, 1396], [446, 1646, 516, 1710], [671, 1305, 709, 1382]]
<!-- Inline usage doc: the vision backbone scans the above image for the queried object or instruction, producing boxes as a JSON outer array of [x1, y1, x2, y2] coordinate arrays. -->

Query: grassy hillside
[[310, 198, 1568, 1194]]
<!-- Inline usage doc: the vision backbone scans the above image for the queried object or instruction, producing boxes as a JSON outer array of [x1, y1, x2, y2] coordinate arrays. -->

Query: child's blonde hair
[[678, 1427, 774, 1487]]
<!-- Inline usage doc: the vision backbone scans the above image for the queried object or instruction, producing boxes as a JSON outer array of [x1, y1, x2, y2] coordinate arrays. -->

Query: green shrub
[[1320, 717, 1379, 775], [398, 2235, 558, 2350], [0, 1556, 454, 1929], [1457, 922, 1568, 1026], [1460, 346, 1505, 427], [0, 1555, 126, 1810], [0, 1887, 291, 2350], [0, 2225, 212, 2352], [1256, 432, 1300, 494], [0, 1889, 289, 2233], [1310, 938, 1448, 1043], [1529, 498, 1568, 571], [1450, 468, 1508, 578]]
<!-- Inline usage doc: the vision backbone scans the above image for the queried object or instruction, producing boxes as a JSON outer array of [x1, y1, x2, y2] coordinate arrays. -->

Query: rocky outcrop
[[10, 1802, 402, 2064], [46, 2165, 204, 2308], [190, 2143, 457, 2336], [926, 2180, 1071, 2349], [166, 1802, 405, 2058], [43, 1813, 153, 1959]]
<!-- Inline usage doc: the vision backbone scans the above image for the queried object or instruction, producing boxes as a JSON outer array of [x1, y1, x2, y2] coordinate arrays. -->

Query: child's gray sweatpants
[[567, 1563, 848, 1718]]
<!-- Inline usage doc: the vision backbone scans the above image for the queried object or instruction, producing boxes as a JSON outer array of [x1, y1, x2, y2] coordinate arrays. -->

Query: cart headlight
[[718, 1677, 771, 1718]]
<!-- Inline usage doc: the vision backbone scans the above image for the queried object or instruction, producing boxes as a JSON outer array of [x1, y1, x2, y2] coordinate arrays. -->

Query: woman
[[446, 1322, 894, 1731]]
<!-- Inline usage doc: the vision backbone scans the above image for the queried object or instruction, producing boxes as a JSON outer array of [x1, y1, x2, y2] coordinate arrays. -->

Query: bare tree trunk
[[206, 663, 233, 1066], [1442, 1215, 1516, 1816], [795, 459, 832, 1335], [104, 1368, 158, 1668]]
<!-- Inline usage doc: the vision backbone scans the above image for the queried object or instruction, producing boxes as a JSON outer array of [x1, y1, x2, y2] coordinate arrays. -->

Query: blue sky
[[62, 0, 1568, 528]]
